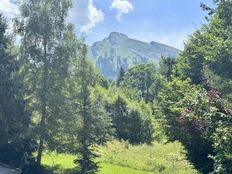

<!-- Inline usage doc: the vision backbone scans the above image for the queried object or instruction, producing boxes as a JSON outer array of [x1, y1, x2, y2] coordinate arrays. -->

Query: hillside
[[89, 32, 180, 79]]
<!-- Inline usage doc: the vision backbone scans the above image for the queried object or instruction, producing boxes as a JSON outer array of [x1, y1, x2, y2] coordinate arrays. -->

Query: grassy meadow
[[41, 140, 198, 174]]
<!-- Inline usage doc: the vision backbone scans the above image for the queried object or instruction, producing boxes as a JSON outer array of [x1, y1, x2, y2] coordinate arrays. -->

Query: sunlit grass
[[98, 163, 156, 174], [42, 151, 76, 169], [41, 140, 198, 174], [98, 140, 198, 174]]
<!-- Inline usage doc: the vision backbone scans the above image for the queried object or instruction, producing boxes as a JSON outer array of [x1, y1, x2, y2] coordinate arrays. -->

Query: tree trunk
[[37, 105, 46, 164], [36, 128, 44, 164], [37, 40, 48, 165]]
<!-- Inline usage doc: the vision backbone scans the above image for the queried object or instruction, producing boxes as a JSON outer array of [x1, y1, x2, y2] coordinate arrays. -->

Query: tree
[[160, 1, 232, 173], [158, 78, 215, 173], [66, 44, 112, 174], [16, 0, 73, 165], [0, 14, 36, 169], [177, 1, 232, 85], [158, 56, 177, 81], [111, 96, 153, 144], [116, 66, 125, 87], [176, 34, 206, 85], [92, 86, 154, 144], [122, 63, 157, 103]]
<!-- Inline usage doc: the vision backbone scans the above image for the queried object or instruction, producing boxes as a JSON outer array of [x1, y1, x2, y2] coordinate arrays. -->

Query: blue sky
[[70, 0, 214, 49], [0, 0, 214, 49]]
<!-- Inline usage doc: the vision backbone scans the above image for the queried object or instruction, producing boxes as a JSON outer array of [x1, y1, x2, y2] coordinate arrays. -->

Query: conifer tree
[[0, 14, 35, 168], [66, 44, 112, 173], [116, 66, 125, 87]]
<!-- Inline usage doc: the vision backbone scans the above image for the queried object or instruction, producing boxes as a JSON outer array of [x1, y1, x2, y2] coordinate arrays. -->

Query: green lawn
[[42, 151, 76, 169], [99, 163, 156, 174], [41, 140, 199, 174]]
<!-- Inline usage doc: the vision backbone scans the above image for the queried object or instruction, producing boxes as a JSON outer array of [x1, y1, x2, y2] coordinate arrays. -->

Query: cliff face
[[89, 32, 180, 79]]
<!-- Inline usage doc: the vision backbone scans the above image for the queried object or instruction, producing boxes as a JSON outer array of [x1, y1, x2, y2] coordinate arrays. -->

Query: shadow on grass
[[26, 163, 98, 174], [24, 164, 80, 174], [45, 166, 98, 174], [43, 165, 81, 174]]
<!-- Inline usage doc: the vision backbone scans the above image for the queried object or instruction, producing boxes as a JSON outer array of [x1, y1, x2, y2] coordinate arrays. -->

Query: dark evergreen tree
[[66, 44, 113, 174], [116, 66, 125, 87], [158, 56, 177, 81], [0, 14, 36, 169], [111, 96, 153, 144]]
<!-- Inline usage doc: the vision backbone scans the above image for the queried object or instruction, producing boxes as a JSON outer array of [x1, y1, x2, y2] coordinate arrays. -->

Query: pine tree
[[0, 14, 36, 168], [159, 56, 177, 81], [67, 44, 112, 173], [116, 66, 125, 87]]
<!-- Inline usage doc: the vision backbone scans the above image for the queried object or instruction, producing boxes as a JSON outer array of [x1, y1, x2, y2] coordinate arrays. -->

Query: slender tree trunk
[[37, 40, 48, 165], [37, 101, 46, 164], [36, 120, 44, 164]]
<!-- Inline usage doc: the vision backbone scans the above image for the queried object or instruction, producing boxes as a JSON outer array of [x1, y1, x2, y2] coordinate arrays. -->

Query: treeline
[[0, 0, 232, 174]]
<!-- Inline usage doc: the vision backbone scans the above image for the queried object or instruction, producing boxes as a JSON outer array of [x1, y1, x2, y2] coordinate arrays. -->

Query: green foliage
[[176, 33, 206, 85], [17, 0, 74, 165], [158, 56, 177, 81], [177, 1, 232, 85], [93, 86, 155, 144], [0, 14, 36, 169], [116, 66, 125, 87], [158, 78, 215, 173], [122, 63, 164, 103], [2, 1, 231, 174], [158, 78, 199, 139], [173, 1, 232, 173], [111, 96, 153, 144], [64, 45, 113, 174]]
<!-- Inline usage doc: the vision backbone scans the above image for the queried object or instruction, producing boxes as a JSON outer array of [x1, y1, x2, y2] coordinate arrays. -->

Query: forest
[[0, 0, 232, 174]]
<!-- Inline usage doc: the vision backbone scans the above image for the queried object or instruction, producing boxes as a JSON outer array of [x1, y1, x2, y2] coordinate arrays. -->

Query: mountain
[[89, 32, 180, 79]]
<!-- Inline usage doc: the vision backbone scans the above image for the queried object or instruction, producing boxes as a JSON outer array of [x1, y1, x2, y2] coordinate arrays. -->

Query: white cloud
[[0, 0, 18, 19], [68, 0, 104, 33], [110, 0, 134, 21], [0, 0, 104, 34], [0, 0, 19, 36]]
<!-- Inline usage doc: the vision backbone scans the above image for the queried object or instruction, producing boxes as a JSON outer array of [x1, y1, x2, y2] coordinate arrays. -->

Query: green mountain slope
[[89, 32, 180, 79]]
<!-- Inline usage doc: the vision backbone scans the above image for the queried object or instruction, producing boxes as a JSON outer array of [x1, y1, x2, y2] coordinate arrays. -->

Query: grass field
[[99, 163, 156, 174], [41, 140, 199, 174]]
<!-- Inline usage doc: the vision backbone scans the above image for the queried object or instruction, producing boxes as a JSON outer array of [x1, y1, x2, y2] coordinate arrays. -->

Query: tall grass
[[98, 140, 199, 174], [42, 140, 199, 174]]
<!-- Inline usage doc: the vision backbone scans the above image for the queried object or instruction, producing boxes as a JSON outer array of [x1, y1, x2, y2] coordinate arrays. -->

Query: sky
[[0, 0, 214, 49]]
